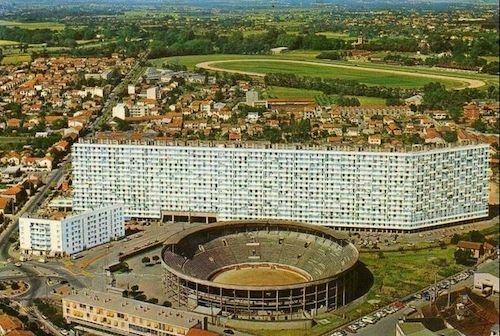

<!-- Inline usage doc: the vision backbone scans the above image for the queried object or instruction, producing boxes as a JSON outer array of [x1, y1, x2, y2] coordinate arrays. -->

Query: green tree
[[442, 131, 457, 143], [454, 249, 473, 265], [451, 234, 462, 244], [468, 230, 485, 243], [447, 106, 463, 121], [471, 119, 487, 133]]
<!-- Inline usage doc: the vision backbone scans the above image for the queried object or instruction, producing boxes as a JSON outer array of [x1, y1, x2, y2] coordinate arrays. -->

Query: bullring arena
[[161, 220, 360, 323]]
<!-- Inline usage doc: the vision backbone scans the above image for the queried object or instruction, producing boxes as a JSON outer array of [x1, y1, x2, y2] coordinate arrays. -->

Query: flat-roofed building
[[19, 204, 124, 256], [474, 260, 500, 294], [63, 290, 208, 336], [73, 140, 489, 231]]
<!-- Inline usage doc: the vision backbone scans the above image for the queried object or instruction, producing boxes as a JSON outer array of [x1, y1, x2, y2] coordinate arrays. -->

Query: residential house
[[0, 314, 23, 335], [2, 185, 27, 205], [368, 134, 382, 145], [456, 241, 485, 259]]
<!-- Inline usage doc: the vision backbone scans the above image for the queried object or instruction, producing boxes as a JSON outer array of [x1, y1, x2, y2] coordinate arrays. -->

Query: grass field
[[0, 136, 28, 144], [248, 246, 464, 336], [266, 86, 323, 98], [0, 136, 28, 150], [0, 40, 18, 46], [0, 20, 65, 30], [214, 60, 461, 88], [267, 87, 387, 106], [315, 31, 353, 40], [483, 55, 499, 63], [212, 267, 308, 286], [1, 54, 31, 65]]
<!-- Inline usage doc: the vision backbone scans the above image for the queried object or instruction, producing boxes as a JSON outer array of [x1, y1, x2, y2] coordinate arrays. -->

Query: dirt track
[[196, 59, 486, 89]]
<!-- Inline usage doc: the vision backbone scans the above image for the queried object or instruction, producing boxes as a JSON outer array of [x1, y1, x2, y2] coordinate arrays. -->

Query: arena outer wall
[[161, 220, 360, 323]]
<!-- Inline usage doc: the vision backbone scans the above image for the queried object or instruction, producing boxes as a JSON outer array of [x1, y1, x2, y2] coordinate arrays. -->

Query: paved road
[[0, 166, 66, 261], [88, 50, 147, 136], [196, 59, 486, 89]]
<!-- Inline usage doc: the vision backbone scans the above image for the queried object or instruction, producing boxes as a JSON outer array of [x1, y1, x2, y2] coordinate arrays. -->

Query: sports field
[[211, 265, 308, 286]]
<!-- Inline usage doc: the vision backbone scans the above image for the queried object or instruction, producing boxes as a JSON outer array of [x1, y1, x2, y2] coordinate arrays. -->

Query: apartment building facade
[[19, 204, 124, 256], [72, 140, 489, 231], [63, 290, 208, 336]]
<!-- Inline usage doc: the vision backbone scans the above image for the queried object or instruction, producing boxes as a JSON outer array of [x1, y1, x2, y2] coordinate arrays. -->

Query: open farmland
[[0, 20, 65, 30], [1, 54, 32, 65], [0, 40, 18, 45]]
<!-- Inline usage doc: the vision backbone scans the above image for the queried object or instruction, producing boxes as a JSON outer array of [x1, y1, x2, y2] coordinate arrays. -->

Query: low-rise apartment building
[[19, 204, 124, 256], [63, 290, 209, 336]]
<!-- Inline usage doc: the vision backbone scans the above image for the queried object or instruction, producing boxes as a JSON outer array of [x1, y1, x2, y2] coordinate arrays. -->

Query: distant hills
[[4, 0, 498, 9]]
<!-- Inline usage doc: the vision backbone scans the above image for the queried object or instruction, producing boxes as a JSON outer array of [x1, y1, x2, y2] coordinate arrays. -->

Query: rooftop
[[477, 259, 500, 278], [399, 322, 436, 336], [78, 137, 486, 154], [64, 289, 205, 329]]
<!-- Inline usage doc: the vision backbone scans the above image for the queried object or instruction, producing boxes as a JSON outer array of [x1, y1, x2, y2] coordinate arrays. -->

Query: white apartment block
[[19, 204, 124, 256], [112, 103, 128, 120], [72, 140, 489, 231]]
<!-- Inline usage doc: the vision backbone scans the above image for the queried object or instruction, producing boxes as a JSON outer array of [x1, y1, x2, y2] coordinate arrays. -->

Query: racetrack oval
[[196, 58, 485, 89]]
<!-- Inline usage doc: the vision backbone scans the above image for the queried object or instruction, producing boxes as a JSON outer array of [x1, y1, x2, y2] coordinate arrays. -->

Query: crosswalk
[[18, 305, 35, 315]]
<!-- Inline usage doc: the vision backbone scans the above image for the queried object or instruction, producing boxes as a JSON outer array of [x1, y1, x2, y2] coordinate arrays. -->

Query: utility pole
[[433, 272, 438, 304]]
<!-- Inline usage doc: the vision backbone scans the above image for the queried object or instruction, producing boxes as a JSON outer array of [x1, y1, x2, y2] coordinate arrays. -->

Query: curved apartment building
[[72, 140, 489, 231]]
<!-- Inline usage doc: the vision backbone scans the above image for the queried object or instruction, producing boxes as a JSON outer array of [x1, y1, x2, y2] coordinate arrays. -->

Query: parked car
[[329, 331, 347, 336], [362, 316, 378, 324]]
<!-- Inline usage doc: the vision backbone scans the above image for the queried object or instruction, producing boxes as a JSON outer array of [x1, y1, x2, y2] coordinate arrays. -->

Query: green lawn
[[214, 60, 460, 88], [266, 86, 322, 98], [0, 20, 65, 30]]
